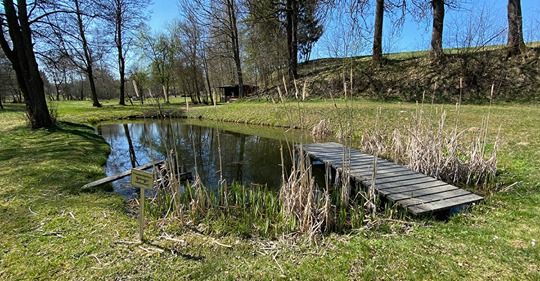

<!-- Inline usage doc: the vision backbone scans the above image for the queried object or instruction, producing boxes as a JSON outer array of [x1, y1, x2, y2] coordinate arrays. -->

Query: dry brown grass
[[360, 102, 499, 193], [280, 146, 330, 237]]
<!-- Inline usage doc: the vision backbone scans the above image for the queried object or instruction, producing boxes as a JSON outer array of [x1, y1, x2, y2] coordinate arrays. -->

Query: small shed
[[218, 84, 258, 102]]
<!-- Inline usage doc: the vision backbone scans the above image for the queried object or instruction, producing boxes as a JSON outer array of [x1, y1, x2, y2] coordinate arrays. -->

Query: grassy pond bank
[[1, 99, 539, 280]]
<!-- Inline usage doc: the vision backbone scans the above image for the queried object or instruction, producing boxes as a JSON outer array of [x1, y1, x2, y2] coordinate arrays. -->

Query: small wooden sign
[[131, 169, 154, 190], [131, 169, 155, 242]]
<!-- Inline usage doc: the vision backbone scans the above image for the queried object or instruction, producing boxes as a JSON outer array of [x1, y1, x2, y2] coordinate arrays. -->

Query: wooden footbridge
[[300, 142, 483, 215]]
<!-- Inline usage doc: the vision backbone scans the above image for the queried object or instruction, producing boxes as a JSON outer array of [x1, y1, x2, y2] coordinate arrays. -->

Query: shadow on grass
[[0, 120, 113, 196]]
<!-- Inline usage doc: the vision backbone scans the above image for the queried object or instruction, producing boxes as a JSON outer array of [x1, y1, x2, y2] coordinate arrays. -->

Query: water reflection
[[98, 120, 306, 198]]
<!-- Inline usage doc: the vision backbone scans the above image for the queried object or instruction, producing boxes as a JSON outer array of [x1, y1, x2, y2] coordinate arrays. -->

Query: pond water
[[97, 119, 321, 198]]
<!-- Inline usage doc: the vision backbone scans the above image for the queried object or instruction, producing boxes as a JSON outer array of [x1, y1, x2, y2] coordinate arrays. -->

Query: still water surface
[[98, 120, 317, 198]]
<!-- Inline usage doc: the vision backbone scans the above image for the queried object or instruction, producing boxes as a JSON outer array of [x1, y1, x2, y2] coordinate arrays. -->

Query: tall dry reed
[[360, 101, 499, 192]]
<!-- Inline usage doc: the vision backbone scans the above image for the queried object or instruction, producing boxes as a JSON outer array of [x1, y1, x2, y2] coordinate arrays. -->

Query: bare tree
[[175, 16, 207, 104], [136, 27, 174, 103], [180, 0, 245, 97], [0, 0, 54, 128], [62, 0, 101, 107], [98, 0, 149, 105], [507, 0, 526, 56], [42, 50, 73, 101]]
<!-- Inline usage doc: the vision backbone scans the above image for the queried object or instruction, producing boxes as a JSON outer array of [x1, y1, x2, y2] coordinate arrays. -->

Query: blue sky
[[149, 0, 539, 59]]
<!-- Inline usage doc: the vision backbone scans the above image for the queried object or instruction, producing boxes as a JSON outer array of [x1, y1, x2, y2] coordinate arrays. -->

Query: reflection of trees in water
[[100, 120, 294, 189], [123, 124, 137, 168]]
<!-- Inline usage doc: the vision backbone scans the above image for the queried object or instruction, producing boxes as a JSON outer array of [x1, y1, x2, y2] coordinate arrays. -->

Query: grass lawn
[[1, 99, 539, 280]]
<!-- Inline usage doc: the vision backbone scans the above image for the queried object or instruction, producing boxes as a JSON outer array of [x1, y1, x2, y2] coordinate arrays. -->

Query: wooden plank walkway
[[81, 160, 165, 189], [300, 142, 483, 215]]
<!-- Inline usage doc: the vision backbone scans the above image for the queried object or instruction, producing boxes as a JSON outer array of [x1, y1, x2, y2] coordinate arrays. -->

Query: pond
[[97, 119, 323, 198]]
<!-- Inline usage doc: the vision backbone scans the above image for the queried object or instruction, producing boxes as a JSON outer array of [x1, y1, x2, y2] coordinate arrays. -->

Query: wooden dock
[[300, 142, 483, 215]]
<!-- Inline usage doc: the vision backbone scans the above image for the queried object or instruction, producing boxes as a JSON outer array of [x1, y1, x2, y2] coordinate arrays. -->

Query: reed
[[360, 98, 499, 192]]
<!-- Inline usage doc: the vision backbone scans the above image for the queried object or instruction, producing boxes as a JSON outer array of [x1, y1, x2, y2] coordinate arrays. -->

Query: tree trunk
[[203, 52, 214, 105], [55, 83, 61, 101], [227, 0, 244, 98], [430, 0, 445, 60], [0, 0, 54, 128], [372, 0, 384, 65], [75, 0, 101, 107], [162, 85, 169, 103], [507, 0, 526, 56], [132, 80, 144, 105], [79, 73, 84, 100], [286, 0, 298, 80], [116, 1, 126, 106]]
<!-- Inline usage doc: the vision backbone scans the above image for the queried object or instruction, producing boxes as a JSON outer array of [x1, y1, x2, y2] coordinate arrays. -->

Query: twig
[[42, 232, 64, 238], [273, 251, 284, 275], [28, 207, 38, 216], [138, 246, 151, 253], [91, 254, 102, 264], [212, 240, 233, 249], [500, 181, 521, 192], [138, 246, 164, 253], [159, 235, 185, 244], [115, 240, 140, 245], [69, 212, 76, 219]]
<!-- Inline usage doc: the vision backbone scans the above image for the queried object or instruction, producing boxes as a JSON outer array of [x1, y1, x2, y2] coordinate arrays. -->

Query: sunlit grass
[[1, 99, 540, 279]]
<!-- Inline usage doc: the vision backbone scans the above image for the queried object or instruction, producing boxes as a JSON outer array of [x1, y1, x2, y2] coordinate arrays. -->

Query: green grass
[[1, 99, 540, 279]]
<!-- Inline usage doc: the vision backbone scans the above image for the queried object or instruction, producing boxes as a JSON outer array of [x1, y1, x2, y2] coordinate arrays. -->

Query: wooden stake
[[139, 187, 145, 242]]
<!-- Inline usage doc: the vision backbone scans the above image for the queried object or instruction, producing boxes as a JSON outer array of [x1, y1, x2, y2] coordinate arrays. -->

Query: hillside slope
[[295, 47, 540, 103]]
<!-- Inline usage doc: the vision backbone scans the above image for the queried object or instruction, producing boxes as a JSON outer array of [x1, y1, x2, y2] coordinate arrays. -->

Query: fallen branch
[[114, 240, 140, 245], [91, 254, 102, 264], [159, 235, 185, 244], [500, 181, 522, 192], [138, 246, 164, 254], [42, 232, 65, 238], [273, 251, 285, 275], [28, 207, 38, 216], [212, 240, 232, 249]]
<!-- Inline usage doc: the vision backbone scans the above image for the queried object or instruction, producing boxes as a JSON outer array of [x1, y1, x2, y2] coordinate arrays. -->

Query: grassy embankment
[[1, 98, 539, 280]]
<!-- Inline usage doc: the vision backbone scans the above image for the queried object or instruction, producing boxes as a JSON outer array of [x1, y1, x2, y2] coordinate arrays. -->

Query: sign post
[[131, 169, 155, 242]]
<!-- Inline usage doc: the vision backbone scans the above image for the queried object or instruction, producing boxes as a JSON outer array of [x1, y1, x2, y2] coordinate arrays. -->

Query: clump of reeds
[[360, 100, 499, 192], [150, 160, 288, 237], [280, 146, 330, 237], [311, 119, 332, 139], [279, 144, 382, 236]]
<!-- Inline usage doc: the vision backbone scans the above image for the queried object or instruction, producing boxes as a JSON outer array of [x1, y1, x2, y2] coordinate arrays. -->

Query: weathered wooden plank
[[81, 160, 165, 189], [363, 177, 439, 189], [368, 173, 429, 184], [347, 162, 408, 172], [376, 181, 450, 195], [346, 168, 419, 180], [407, 194, 484, 215], [345, 169, 421, 183], [397, 189, 473, 207], [347, 161, 397, 170], [387, 185, 461, 201]]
